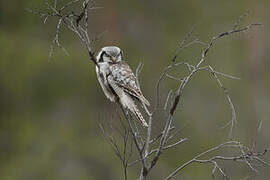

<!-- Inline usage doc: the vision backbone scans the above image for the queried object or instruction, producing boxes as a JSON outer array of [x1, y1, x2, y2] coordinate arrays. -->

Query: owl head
[[96, 46, 123, 63]]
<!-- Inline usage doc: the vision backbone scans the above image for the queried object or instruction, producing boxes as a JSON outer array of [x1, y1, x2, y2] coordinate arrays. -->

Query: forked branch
[[30, 3, 269, 179], [28, 0, 98, 65]]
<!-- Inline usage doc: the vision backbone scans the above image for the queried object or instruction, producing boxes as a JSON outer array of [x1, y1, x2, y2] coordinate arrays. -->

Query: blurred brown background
[[0, 0, 269, 179]]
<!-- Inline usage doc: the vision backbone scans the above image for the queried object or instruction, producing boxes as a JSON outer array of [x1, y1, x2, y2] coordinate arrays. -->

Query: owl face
[[96, 46, 123, 64]]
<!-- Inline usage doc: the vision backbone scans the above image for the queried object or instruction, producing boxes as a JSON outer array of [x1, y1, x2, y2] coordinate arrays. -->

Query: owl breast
[[96, 63, 117, 102]]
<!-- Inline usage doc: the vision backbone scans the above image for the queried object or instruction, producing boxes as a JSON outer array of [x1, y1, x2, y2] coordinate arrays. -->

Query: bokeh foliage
[[0, 0, 269, 179]]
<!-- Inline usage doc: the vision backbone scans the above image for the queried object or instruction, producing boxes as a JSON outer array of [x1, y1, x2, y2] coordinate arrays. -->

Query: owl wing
[[109, 62, 150, 106]]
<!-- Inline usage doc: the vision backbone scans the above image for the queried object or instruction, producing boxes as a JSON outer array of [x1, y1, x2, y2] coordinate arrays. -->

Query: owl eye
[[101, 52, 114, 62]]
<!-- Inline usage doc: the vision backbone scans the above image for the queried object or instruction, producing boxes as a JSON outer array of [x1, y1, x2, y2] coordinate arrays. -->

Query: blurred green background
[[0, 0, 269, 179]]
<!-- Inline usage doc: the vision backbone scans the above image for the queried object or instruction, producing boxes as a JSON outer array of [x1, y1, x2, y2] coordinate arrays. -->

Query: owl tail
[[132, 106, 148, 127], [120, 94, 148, 127]]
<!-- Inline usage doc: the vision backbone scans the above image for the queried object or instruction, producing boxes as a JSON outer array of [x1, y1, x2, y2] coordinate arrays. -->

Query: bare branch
[[164, 90, 173, 110], [172, 24, 196, 62], [31, 4, 267, 179], [196, 23, 262, 68], [165, 141, 269, 179], [29, 0, 98, 65], [201, 65, 237, 138], [233, 11, 249, 30], [198, 66, 241, 80]]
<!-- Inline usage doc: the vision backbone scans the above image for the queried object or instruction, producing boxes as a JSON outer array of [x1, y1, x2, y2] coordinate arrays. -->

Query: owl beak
[[112, 57, 117, 62]]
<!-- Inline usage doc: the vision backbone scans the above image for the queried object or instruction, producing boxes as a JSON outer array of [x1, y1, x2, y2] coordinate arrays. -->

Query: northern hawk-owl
[[96, 46, 150, 127]]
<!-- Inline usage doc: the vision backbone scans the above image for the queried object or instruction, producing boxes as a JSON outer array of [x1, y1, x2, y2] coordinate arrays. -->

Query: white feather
[[96, 63, 116, 102], [95, 46, 149, 127]]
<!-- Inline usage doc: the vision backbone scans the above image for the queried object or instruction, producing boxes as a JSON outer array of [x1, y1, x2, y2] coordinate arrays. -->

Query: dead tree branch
[[99, 121, 132, 180], [31, 3, 269, 179], [28, 0, 98, 65], [165, 141, 269, 179]]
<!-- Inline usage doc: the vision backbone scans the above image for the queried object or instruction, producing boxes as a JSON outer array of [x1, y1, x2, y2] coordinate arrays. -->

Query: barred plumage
[[96, 46, 150, 127]]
